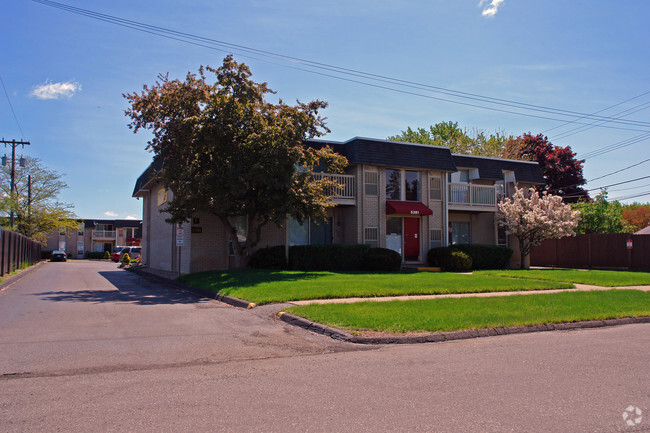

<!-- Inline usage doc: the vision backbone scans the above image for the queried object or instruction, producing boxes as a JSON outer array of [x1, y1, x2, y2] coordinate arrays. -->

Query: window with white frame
[[364, 227, 378, 248], [429, 228, 442, 249], [365, 171, 378, 196], [429, 176, 442, 200]]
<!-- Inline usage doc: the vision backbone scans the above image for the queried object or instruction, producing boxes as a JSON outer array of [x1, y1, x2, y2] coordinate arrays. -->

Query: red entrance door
[[403, 217, 420, 261]]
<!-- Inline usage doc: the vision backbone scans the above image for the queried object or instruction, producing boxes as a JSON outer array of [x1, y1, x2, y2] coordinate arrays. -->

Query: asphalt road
[[1, 261, 648, 432]]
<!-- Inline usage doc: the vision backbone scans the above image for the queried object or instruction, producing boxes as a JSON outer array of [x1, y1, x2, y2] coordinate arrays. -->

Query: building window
[[448, 169, 470, 183], [405, 171, 420, 201], [429, 176, 442, 201], [497, 224, 507, 246], [386, 217, 402, 255], [365, 171, 378, 196], [289, 217, 332, 246], [449, 222, 470, 245], [364, 227, 378, 248], [78, 223, 84, 236], [386, 169, 421, 201], [386, 169, 401, 200], [430, 228, 442, 249], [495, 180, 505, 202], [228, 216, 248, 255]]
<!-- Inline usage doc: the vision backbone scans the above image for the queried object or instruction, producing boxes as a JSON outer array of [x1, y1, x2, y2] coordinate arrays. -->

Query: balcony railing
[[312, 172, 356, 204], [448, 183, 497, 209], [92, 230, 116, 239]]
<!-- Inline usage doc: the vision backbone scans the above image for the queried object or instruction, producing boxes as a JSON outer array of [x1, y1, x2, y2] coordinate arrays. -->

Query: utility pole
[[1, 139, 31, 229]]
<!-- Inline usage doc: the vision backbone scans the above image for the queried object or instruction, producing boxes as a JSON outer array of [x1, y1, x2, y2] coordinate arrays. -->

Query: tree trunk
[[519, 238, 530, 270]]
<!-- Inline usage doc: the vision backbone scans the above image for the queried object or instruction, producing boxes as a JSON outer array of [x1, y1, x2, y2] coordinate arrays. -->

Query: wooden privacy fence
[[531, 233, 650, 270], [0, 229, 42, 277]]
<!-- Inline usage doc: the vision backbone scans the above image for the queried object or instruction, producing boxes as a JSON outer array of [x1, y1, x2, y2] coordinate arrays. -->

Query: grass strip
[[177, 269, 572, 305], [475, 269, 650, 287], [285, 290, 650, 333]]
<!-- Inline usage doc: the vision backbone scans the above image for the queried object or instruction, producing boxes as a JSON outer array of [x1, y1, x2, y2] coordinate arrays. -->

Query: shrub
[[86, 252, 105, 260], [427, 247, 447, 268], [362, 248, 402, 272], [103, 251, 111, 259], [121, 253, 131, 265], [249, 246, 288, 269], [41, 250, 53, 260], [427, 244, 513, 270], [289, 244, 370, 271], [444, 251, 473, 272], [450, 244, 513, 270]]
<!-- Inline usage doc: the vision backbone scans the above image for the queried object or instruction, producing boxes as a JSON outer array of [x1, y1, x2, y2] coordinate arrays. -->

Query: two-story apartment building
[[45, 219, 142, 258], [132, 137, 544, 274]]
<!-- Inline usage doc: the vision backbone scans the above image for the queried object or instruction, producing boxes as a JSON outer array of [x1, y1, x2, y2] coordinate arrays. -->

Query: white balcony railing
[[92, 230, 116, 239], [311, 172, 356, 202], [448, 183, 497, 208]]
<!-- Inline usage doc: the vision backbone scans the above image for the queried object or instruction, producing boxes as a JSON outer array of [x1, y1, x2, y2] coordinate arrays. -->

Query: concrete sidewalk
[[288, 283, 650, 306]]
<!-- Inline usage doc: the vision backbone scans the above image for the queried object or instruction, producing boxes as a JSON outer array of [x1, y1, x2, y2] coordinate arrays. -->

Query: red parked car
[[110, 247, 125, 262]]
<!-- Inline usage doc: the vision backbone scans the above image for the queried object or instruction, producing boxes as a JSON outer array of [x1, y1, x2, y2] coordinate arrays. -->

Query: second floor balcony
[[92, 230, 116, 240], [448, 183, 497, 211], [312, 172, 356, 205]]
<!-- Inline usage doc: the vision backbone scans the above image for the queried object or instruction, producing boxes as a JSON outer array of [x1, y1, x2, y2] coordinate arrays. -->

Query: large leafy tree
[[0, 156, 78, 243], [498, 187, 579, 269], [124, 56, 347, 268], [571, 191, 634, 234], [388, 121, 511, 157], [622, 203, 650, 232], [502, 133, 588, 202]]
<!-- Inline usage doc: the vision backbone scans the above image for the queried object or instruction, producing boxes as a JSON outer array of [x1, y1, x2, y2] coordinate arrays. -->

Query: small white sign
[[176, 225, 184, 247]]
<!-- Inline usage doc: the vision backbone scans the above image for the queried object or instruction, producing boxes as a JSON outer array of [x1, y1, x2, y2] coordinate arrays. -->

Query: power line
[[0, 74, 27, 139], [32, 0, 650, 131], [543, 91, 650, 136], [588, 158, 650, 182], [609, 190, 650, 202], [580, 132, 650, 160], [552, 100, 650, 141]]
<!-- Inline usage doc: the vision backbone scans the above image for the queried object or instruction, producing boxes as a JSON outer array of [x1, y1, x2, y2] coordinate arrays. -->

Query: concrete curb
[[0, 261, 45, 294], [276, 312, 650, 345], [126, 267, 256, 309]]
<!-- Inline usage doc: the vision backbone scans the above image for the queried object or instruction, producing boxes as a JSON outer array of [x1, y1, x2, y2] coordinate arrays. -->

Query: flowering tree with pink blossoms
[[498, 187, 580, 269]]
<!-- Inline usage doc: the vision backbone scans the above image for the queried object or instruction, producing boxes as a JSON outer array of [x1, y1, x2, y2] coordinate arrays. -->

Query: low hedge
[[250, 244, 401, 272], [289, 244, 370, 271], [86, 251, 106, 260], [362, 248, 402, 272], [427, 244, 513, 270], [249, 245, 287, 270]]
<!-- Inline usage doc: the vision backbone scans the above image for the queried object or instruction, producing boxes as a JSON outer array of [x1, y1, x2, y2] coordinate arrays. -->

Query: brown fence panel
[[631, 235, 650, 270], [531, 233, 650, 270], [0, 229, 42, 277]]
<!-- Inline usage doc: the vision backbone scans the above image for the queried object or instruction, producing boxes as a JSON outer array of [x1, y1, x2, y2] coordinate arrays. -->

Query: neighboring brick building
[[132, 137, 544, 275], [45, 219, 142, 258]]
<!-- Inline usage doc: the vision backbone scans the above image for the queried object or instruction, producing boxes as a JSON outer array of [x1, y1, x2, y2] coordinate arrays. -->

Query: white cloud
[[125, 215, 139, 220], [104, 211, 119, 217], [30, 80, 81, 100], [479, 0, 505, 17]]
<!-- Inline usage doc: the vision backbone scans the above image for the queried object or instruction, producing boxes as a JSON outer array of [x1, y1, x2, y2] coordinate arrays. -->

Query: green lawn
[[475, 269, 650, 287], [285, 290, 650, 333], [177, 269, 573, 305]]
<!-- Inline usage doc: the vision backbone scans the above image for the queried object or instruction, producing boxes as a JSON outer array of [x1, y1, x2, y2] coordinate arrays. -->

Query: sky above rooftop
[[2, 0, 649, 219]]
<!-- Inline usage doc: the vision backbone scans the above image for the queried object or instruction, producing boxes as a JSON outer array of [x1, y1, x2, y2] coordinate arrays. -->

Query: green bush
[[289, 244, 370, 271], [362, 248, 402, 272], [450, 244, 513, 270], [444, 251, 473, 272], [427, 244, 513, 270], [249, 246, 288, 269], [41, 250, 53, 260], [121, 253, 131, 264], [86, 252, 105, 260], [103, 251, 111, 259]]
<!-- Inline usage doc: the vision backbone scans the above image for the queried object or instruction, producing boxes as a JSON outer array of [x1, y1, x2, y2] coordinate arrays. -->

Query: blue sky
[[2, 0, 649, 219]]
